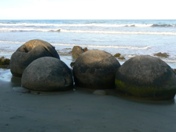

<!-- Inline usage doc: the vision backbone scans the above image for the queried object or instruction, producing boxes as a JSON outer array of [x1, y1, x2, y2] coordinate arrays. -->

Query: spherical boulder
[[73, 50, 121, 89], [21, 57, 73, 91], [115, 55, 176, 100], [10, 39, 60, 77]]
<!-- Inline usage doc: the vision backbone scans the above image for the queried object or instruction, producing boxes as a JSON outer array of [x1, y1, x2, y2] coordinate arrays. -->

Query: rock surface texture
[[115, 55, 176, 100], [10, 39, 60, 77], [22, 57, 73, 91], [73, 50, 121, 89]]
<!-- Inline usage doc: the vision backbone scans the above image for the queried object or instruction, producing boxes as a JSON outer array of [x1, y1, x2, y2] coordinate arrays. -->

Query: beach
[[0, 65, 176, 132], [1, 19, 176, 131]]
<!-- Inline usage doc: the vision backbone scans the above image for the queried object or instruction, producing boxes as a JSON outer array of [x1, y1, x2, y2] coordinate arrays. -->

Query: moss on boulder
[[115, 55, 176, 100]]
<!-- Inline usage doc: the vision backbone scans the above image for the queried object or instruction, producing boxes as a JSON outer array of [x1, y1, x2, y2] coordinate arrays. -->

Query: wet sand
[[0, 68, 176, 132]]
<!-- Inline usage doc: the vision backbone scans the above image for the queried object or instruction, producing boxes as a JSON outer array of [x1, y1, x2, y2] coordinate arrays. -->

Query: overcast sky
[[0, 0, 175, 19]]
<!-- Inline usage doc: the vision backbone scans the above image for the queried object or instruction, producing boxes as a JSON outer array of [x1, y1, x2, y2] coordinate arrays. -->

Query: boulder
[[10, 39, 60, 77], [72, 46, 88, 60], [173, 69, 176, 74], [73, 50, 121, 89], [115, 55, 176, 100], [21, 57, 73, 91], [114, 53, 125, 60], [0, 56, 10, 68], [154, 52, 169, 58]]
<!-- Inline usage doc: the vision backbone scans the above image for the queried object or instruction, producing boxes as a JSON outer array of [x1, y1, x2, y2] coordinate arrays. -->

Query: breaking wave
[[0, 28, 176, 36], [61, 29, 176, 35], [52, 43, 151, 50], [0, 40, 150, 50], [152, 24, 176, 27]]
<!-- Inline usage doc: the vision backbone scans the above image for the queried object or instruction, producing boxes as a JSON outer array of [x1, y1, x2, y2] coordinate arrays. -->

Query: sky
[[0, 0, 175, 19]]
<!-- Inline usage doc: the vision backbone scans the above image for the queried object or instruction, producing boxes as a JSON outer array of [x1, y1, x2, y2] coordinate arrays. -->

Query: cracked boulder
[[10, 39, 60, 77]]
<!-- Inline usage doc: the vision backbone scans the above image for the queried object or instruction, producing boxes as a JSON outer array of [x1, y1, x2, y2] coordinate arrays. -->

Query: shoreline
[[1, 45, 176, 69]]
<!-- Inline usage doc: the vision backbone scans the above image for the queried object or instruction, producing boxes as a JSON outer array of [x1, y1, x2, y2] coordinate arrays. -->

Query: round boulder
[[115, 55, 176, 100], [21, 57, 73, 91], [73, 50, 121, 89], [10, 39, 60, 77]]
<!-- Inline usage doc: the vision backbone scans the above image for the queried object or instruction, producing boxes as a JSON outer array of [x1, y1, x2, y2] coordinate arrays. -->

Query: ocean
[[0, 19, 176, 68]]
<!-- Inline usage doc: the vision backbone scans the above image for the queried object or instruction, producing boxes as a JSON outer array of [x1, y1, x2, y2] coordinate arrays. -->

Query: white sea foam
[[61, 29, 176, 36], [0, 23, 164, 28], [52, 43, 150, 50], [0, 40, 150, 51], [0, 21, 176, 36], [0, 28, 50, 32], [0, 27, 175, 36], [0, 23, 56, 27], [0, 40, 22, 44]]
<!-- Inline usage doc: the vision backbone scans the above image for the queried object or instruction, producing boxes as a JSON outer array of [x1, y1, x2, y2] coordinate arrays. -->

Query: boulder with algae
[[115, 55, 176, 100]]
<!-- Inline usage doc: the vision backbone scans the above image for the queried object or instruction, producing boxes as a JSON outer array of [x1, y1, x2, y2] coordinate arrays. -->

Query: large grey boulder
[[115, 55, 176, 100], [10, 39, 60, 77], [21, 57, 73, 91], [73, 50, 121, 89]]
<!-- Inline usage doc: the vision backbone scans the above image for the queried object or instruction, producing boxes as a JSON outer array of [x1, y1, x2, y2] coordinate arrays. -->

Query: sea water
[[0, 19, 176, 68]]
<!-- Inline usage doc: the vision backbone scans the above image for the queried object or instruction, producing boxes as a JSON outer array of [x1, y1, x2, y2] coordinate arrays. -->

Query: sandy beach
[[0, 67, 176, 132]]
